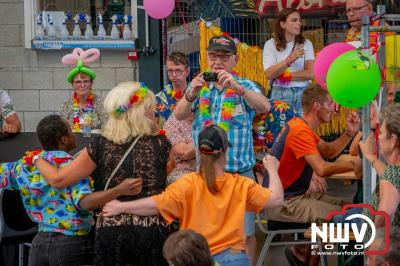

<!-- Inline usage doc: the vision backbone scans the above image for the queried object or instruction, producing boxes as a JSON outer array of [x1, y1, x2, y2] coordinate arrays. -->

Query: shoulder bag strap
[[270, 40, 297, 92], [103, 135, 142, 191]]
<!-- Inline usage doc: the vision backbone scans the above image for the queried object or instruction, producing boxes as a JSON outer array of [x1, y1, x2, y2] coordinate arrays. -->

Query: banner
[[255, 0, 346, 15]]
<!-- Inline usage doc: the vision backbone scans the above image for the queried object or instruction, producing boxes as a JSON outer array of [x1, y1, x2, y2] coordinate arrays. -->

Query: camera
[[203, 72, 218, 82]]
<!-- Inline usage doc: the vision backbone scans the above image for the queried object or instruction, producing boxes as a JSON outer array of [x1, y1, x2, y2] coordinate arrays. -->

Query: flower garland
[[72, 91, 94, 133], [166, 86, 184, 101], [22, 149, 43, 166], [276, 69, 292, 86], [22, 149, 72, 167], [114, 82, 148, 116], [199, 85, 235, 131]]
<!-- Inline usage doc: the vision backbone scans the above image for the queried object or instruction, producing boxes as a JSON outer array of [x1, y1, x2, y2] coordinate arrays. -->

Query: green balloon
[[326, 50, 381, 108]]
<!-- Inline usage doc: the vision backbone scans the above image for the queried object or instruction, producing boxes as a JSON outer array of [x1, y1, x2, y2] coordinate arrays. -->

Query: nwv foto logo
[[310, 204, 390, 255]]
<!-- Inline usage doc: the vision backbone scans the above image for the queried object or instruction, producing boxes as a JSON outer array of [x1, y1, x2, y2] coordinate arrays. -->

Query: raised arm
[[79, 178, 142, 211], [102, 197, 159, 217], [318, 111, 360, 159], [174, 73, 205, 120], [35, 148, 96, 189], [375, 180, 400, 228], [218, 70, 270, 113], [262, 155, 283, 208]]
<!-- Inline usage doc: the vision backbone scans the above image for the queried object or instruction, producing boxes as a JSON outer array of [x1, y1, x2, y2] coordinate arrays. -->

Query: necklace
[[72, 91, 94, 132], [166, 86, 184, 101], [199, 84, 235, 131], [22, 149, 72, 167]]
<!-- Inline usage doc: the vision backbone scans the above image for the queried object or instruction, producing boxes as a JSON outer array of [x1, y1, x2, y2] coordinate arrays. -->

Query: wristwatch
[[32, 154, 41, 166]]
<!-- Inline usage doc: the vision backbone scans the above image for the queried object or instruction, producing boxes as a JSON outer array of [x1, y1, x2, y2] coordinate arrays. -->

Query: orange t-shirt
[[152, 172, 270, 255], [275, 118, 320, 192]]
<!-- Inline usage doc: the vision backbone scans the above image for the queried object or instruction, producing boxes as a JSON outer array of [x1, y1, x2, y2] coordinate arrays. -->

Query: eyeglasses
[[207, 53, 233, 62], [346, 3, 369, 14], [167, 69, 185, 76], [73, 80, 91, 86]]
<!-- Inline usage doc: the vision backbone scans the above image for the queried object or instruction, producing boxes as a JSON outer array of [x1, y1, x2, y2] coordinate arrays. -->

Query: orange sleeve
[[244, 178, 271, 213], [152, 176, 192, 224], [290, 128, 320, 160]]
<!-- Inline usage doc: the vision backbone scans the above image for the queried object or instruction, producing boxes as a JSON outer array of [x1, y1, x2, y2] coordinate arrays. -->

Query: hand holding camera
[[203, 72, 218, 82]]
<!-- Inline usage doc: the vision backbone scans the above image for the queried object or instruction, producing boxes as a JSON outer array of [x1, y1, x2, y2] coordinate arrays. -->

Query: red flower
[[23, 149, 43, 166], [159, 129, 166, 136], [52, 157, 71, 165], [175, 90, 183, 100], [222, 32, 229, 37], [130, 95, 139, 104]]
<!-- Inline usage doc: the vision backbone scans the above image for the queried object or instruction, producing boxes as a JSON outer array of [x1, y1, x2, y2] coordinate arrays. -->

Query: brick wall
[[0, 1, 136, 131]]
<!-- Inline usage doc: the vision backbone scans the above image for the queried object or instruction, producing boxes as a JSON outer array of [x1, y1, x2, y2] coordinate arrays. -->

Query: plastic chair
[[256, 211, 326, 266], [0, 189, 37, 266]]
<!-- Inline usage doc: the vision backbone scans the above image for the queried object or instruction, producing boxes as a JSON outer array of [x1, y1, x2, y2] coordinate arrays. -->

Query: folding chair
[[0, 189, 37, 266], [256, 211, 326, 266]]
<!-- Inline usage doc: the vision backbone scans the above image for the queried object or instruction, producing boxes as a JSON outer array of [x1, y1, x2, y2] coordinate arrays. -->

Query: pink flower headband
[[61, 48, 100, 83], [114, 82, 149, 116]]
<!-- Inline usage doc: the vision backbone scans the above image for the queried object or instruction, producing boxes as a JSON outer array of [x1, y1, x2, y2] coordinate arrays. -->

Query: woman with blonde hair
[[35, 81, 173, 265], [102, 125, 284, 266]]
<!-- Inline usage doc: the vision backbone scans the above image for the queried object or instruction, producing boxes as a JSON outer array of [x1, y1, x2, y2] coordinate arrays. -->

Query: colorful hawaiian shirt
[[346, 20, 393, 56], [253, 99, 298, 151], [0, 150, 93, 236], [155, 84, 188, 127], [0, 90, 16, 129]]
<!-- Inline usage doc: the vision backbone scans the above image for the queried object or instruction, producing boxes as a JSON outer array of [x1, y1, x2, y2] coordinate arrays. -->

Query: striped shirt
[[191, 77, 261, 172]]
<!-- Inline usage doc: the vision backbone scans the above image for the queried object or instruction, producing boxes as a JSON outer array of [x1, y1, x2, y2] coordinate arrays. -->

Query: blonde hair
[[102, 81, 158, 144]]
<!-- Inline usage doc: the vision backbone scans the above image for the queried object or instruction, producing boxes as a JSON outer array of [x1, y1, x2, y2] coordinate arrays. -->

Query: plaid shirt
[[191, 76, 262, 173]]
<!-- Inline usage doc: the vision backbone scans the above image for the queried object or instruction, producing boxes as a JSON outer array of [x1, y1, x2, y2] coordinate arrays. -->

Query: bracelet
[[285, 56, 293, 67], [184, 92, 196, 103], [32, 154, 42, 166], [236, 86, 246, 96]]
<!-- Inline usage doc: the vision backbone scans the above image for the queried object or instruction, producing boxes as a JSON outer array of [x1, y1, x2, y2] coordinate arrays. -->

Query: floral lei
[[276, 69, 292, 86], [166, 86, 184, 101], [22, 149, 72, 167], [72, 91, 94, 132], [199, 85, 235, 131], [114, 83, 148, 116]]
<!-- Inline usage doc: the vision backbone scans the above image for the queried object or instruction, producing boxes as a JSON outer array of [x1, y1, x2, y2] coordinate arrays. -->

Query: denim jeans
[[212, 249, 249, 266], [28, 232, 93, 266], [271, 85, 308, 115]]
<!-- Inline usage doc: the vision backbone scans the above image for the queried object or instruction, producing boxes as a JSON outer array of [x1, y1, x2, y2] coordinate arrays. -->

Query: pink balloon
[[61, 54, 79, 66], [314, 42, 355, 90], [81, 48, 100, 64], [144, 0, 175, 19]]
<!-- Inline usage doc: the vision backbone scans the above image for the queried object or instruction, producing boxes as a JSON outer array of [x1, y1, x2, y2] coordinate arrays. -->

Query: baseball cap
[[207, 36, 237, 54], [198, 125, 229, 155]]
